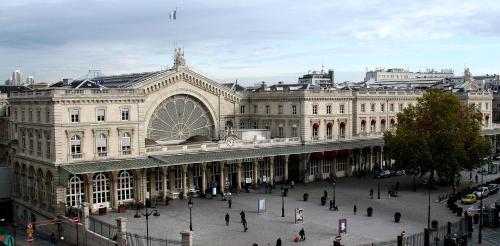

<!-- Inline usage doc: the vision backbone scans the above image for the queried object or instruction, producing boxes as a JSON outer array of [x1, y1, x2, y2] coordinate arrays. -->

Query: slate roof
[[0, 85, 32, 96]]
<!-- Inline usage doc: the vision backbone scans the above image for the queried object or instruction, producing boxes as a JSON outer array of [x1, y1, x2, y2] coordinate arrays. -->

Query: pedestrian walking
[[225, 213, 230, 226], [240, 210, 246, 223], [242, 218, 248, 232], [353, 205, 357, 215], [329, 200, 334, 210], [290, 180, 295, 189], [469, 171, 472, 183], [50, 233, 56, 245], [276, 238, 282, 246], [228, 197, 232, 209], [334, 204, 339, 211], [395, 181, 400, 191], [369, 189, 374, 199], [475, 174, 478, 183], [324, 190, 328, 198], [299, 228, 305, 241]]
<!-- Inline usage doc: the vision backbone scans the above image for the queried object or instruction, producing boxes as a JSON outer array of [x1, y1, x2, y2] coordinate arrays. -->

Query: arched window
[[312, 123, 319, 140], [121, 132, 131, 155], [45, 171, 54, 210], [28, 167, 35, 204], [70, 135, 81, 158], [92, 173, 110, 205], [390, 118, 396, 129], [339, 122, 346, 138], [381, 119, 386, 132], [370, 119, 376, 132], [361, 120, 366, 132], [96, 133, 107, 157], [37, 169, 44, 207], [67, 175, 85, 207], [326, 122, 333, 139], [117, 171, 134, 202]]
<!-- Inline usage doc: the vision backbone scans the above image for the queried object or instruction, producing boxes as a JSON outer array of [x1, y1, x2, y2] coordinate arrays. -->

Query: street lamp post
[[479, 169, 484, 244], [377, 176, 381, 199], [332, 179, 336, 204], [188, 198, 193, 231], [134, 203, 160, 246], [281, 186, 285, 217]]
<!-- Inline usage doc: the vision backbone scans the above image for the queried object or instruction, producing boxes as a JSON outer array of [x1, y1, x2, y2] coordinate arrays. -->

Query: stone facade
[[5, 55, 500, 223]]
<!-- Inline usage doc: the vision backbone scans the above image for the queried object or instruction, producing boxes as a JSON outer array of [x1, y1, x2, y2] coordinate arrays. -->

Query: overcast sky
[[1, 0, 500, 85]]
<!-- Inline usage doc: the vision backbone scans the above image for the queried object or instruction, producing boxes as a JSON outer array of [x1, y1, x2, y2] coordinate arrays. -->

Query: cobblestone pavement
[[94, 172, 500, 246]]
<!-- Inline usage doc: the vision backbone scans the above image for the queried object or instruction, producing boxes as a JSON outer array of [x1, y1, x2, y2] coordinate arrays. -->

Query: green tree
[[384, 89, 490, 187]]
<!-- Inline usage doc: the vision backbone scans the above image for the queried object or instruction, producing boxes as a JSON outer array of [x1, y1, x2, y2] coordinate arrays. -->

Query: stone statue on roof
[[174, 47, 186, 67]]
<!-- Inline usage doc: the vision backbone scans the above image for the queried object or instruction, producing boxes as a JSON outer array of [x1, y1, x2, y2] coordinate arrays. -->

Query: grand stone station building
[[7, 50, 500, 220]]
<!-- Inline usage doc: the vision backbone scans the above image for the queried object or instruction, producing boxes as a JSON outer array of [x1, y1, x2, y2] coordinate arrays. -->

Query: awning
[[313, 123, 319, 129], [371, 119, 376, 124], [311, 152, 324, 160], [338, 149, 351, 158], [325, 151, 337, 159], [327, 122, 333, 128]]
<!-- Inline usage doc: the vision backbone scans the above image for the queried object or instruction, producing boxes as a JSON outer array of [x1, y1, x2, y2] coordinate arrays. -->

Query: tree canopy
[[384, 89, 491, 180]]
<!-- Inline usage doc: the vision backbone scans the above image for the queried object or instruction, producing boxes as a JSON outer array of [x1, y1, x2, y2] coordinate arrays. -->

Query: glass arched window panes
[[117, 171, 134, 202], [67, 176, 85, 207], [339, 122, 346, 138], [70, 135, 81, 158], [370, 120, 376, 133], [96, 133, 107, 157], [326, 123, 333, 139], [92, 173, 110, 205], [121, 132, 131, 155]]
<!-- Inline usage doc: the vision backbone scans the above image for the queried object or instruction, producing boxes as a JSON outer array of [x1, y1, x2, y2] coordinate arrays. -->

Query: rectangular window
[[253, 105, 258, 114], [381, 104, 385, 112], [21, 109, 25, 122], [36, 110, 41, 123], [266, 105, 270, 114], [121, 108, 129, 121], [398, 104, 403, 112], [292, 105, 297, 115], [292, 126, 298, 137], [240, 105, 245, 114], [278, 127, 284, 137], [278, 105, 283, 114], [323, 159, 332, 174], [96, 108, 105, 122], [244, 161, 253, 180], [339, 105, 345, 114], [253, 121, 258, 129], [326, 105, 332, 114], [46, 109, 50, 123], [390, 104, 394, 112], [312, 105, 318, 115], [361, 104, 365, 113], [240, 122, 245, 129], [46, 133, 51, 159], [70, 109, 79, 123], [29, 109, 33, 122], [371, 104, 375, 112], [336, 158, 345, 172], [174, 166, 182, 189]]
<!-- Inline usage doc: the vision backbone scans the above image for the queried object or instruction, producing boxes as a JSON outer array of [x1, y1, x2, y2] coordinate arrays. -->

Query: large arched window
[[121, 132, 131, 155], [93, 173, 110, 205], [37, 169, 44, 207], [361, 120, 366, 133], [326, 122, 333, 139], [370, 119, 376, 133], [390, 118, 396, 129], [67, 175, 85, 207], [312, 123, 319, 140], [339, 122, 346, 138], [70, 135, 81, 158], [381, 119, 386, 132], [117, 171, 134, 202], [28, 167, 35, 204], [96, 133, 107, 157]]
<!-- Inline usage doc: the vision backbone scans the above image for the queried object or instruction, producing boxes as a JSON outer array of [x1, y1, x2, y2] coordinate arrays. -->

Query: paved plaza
[[95, 173, 500, 246]]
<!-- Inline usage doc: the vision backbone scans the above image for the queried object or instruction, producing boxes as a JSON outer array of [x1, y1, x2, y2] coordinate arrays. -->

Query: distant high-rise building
[[26, 76, 34, 85], [11, 69, 22, 85]]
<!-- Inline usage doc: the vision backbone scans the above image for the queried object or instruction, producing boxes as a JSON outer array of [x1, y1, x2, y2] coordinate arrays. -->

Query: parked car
[[376, 170, 391, 179], [473, 186, 490, 198], [461, 194, 477, 204], [488, 183, 499, 194]]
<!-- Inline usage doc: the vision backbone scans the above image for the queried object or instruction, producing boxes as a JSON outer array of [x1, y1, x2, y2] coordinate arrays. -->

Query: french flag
[[169, 9, 177, 20]]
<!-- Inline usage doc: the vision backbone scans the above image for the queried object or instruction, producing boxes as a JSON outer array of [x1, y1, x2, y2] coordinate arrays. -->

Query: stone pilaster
[[182, 165, 188, 198], [82, 202, 90, 230], [284, 155, 289, 182], [219, 161, 225, 193], [84, 174, 93, 212], [55, 186, 67, 216], [253, 160, 259, 187], [116, 217, 127, 246], [110, 171, 119, 210], [236, 161, 242, 190], [162, 167, 168, 200], [302, 153, 310, 183], [201, 163, 207, 195], [269, 156, 275, 185], [319, 159, 324, 180]]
